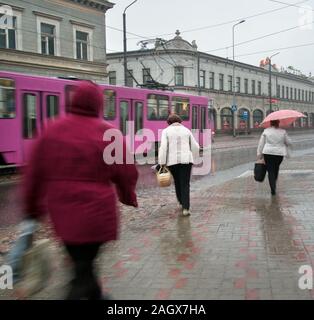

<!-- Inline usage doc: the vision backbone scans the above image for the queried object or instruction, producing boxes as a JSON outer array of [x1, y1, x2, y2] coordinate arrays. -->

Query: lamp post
[[268, 52, 280, 114], [123, 0, 138, 86], [232, 19, 245, 138]]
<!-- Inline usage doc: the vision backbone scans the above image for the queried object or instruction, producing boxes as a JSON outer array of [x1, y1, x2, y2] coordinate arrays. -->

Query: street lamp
[[268, 52, 280, 114], [123, 0, 138, 86], [232, 19, 245, 138]]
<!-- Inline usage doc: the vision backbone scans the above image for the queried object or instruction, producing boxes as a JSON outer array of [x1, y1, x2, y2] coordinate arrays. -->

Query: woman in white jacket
[[158, 114, 199, 216], [257, 120, 292, 195]]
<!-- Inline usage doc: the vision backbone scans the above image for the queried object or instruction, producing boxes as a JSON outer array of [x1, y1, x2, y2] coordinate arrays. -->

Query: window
[[298, 89, 301, 100], [147, 94, 169, 120], [253, 110, 263, 127], [209, 72, 215, 89], [200, 70, 205, 88], [120, 101, 129, 135], [305, 91, 308, 102], [302, 90, 304, 101], [221, 107, 233, 130], [294, 88, 297, 100], [228, 75, 232, 92], [276, 85, 280, 98], [76, 31, 88, 60], [282, 86, 285, 99], [72, 22, 94, 61], [108, 71, 116, 85], [192, 106, 198, 129], [258, 81, 262, 95], [0, 78, 15, 118], [251, 80, 256, 95], [41, 23, 55, 55], [104, 90, 116, 120], [174, 67, 184, 86], [37, 16, 60, 56], [286, 87, 289, 100], [134, 101, 143, 134], [219, 74, 224, 91], [0, 15, 17, 49], [244, 79, 248, 94], [171, 97, 190, 120], [65, 85, 77, 112], [290, 88, 293, 100], [126, 69, 133, 87], [23, 94, 37, 139], [236, 77, 240, 93], [46, 95, 59, 119], [143, 68, 151, 84]]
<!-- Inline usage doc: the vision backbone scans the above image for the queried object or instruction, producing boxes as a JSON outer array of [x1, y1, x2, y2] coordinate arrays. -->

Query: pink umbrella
[[260, 109, 306, 128]]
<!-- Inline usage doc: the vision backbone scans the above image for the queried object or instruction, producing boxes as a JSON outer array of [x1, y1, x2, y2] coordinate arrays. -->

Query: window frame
[[73, 24, 93, 61], [174, 66, 184, 86], [36, 16, 60, 56], [209, 72, 215, 89], [0, 10, 22, 50], [147, 94, 169, 121], [171, 96, 190, 121], [0, 78, 16, 119], [103, 89, 116, 120]]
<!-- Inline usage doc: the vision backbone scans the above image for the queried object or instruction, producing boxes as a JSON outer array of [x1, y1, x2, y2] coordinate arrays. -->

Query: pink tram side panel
[[0, 71, 212, 166]]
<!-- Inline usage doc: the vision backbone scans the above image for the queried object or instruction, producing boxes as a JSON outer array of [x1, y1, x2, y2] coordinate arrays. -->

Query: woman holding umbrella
[[257, 109, 305, 195]]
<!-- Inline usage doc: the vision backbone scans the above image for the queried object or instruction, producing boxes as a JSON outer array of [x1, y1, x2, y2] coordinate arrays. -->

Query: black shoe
[[271, 190, 276, 196]]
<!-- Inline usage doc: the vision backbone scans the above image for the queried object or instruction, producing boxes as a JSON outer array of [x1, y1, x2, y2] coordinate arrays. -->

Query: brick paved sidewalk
[[2, 151, 314, 300]]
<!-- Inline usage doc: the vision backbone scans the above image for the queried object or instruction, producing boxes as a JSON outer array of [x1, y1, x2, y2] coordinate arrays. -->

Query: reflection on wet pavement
[[1, 149, 314, 299]]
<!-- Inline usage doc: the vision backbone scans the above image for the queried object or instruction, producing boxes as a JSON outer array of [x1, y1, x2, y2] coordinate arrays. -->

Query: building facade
[[0, 0, 114, 81], [107, 31, 314, 133]]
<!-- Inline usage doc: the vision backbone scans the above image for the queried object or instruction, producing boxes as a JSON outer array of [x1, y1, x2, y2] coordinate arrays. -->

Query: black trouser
[[168, 163, 192, 210], [64, 243, 102, 300], [263, 154, 283, 194]]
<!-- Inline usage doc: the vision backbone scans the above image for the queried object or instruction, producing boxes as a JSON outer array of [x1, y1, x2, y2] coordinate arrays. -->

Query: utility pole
[[268, 52, 280, 114], [232, 20, 245, 138], [123, 0, 138, 86]]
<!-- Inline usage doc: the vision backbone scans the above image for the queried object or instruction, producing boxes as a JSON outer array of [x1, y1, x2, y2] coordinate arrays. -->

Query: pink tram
[[0, 71, 214, 166]]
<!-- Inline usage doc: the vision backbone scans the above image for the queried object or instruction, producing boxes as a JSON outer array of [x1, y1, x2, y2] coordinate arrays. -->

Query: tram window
[[120, 101, 129, 135], [201, 107, 206, 131], [192, 106, 198, 129], [47, 95, 59, 119], [0, 78, 15, 118], [23, 94, 37, 139], [147, 94, 169, 120], [104, 90, 116, 120], [171, 97, 190, 120], [135, 101, 143, 134], [65, 85, 77, 113]]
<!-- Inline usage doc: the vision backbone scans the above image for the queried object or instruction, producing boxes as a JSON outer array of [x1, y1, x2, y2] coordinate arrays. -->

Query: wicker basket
[[156, 166, 172, 187]]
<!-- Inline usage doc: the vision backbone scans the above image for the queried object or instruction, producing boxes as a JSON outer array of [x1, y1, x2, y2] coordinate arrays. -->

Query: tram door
[[119, 99, 144, 153], [192, 105, 207, 147], [21, 91, 60, 163]]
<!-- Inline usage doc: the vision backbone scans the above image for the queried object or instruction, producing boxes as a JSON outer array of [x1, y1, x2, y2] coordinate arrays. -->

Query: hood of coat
[[70, 81, 103, 118]]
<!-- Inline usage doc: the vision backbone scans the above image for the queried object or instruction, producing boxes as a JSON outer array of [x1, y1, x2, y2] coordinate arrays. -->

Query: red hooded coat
[[23, 82, 138, 244]]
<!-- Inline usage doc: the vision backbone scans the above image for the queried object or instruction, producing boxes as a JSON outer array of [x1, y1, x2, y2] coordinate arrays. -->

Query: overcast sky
[[106, 0, 314, 76]]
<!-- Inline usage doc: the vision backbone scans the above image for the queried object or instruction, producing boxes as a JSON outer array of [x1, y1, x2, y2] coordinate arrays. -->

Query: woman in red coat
[[23, 81, 138, 300]]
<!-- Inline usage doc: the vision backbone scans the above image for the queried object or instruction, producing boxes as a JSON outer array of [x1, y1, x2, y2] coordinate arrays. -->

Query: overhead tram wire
[[268, 0, 314, 10], [234, 41, 314, 58], [204, 19, 314, 53], [146, 0, 309, 37], [19, 0, 149, 40]]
